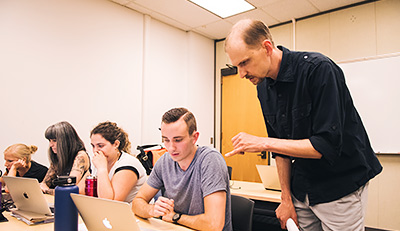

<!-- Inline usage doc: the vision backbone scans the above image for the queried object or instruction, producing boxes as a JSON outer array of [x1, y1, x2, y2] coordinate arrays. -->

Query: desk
[[230, 180, 283, 231], [1, 194, 192, 231], [229, 180, 281, 203]]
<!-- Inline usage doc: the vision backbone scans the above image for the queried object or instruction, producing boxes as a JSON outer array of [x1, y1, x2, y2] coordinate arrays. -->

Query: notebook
[[2, 176, 54, 225], [71, 193, 141, 231], [256, 165, 281, 191]]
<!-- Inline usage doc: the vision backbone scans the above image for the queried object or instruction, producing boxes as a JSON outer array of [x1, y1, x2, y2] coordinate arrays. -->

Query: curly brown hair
[[90, 121, 131, 154]]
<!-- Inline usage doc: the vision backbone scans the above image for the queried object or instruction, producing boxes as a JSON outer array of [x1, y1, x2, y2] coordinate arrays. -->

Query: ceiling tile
[[247, 0, 281, 8], [308, 0, 366, 12], [132, 0, 221, 28], [113, 0, 373, 40], [225, 8, 280, 27], [111, 0, 132, 6], [193, 20, 234, 40], [261, 0, 319, 22], [125, 2, 192, 31]]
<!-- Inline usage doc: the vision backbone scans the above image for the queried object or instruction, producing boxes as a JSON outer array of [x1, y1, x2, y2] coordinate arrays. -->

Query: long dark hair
[[45, 121, 86, 175]]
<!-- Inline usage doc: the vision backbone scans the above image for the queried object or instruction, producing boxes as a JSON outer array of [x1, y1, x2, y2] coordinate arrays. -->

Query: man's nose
[[238, 67, 247, 79]]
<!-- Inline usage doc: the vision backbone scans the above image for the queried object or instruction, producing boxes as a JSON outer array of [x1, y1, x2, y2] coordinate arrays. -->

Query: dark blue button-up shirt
[[257, 46, 382, 205]]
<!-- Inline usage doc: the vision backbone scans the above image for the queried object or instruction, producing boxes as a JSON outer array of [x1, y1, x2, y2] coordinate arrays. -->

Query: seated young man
[[132, 108, 232, 231]]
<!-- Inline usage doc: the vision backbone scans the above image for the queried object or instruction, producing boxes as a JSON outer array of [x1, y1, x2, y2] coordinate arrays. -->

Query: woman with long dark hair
[[40, 121, 90, 195]]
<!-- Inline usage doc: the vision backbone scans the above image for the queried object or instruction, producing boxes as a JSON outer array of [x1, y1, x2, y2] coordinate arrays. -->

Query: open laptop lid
[[71, 193, 140, 231], [3, 176, 53, 215], [256, 165, 281, 191]]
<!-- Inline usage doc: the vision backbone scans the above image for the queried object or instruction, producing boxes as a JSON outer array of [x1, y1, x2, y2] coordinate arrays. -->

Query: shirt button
[[281, 114, 286, 118], [278, 93, 282, 98], [287, 134, 291, 138], [304, 55, 308, 59]]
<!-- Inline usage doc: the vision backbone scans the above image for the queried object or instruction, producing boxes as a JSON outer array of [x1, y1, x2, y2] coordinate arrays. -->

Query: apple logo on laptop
[[103, 218, 112, 229], [23, 192, 29, 199]]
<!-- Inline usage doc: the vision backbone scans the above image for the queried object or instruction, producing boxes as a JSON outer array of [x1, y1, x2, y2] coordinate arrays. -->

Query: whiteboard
[[339, 54, 400, 153]]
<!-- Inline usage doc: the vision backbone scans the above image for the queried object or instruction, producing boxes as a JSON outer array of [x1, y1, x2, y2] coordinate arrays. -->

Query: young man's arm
[[132, 182, 168, 218], [167, 191, 226, 231], [133, 182, 226, 231]]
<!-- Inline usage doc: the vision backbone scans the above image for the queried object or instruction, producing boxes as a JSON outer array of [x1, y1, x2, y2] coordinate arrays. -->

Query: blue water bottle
[[54, 176, 79, 231]]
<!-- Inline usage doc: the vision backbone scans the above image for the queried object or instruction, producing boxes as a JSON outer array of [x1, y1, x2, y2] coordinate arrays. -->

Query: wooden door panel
[[221, 74, 268, 182]]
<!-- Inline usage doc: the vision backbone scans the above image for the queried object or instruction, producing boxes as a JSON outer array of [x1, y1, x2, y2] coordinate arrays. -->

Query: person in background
[[0, 144, 48, 188], [224, 19, 382, 231], [132, 108, 232, 231], [40, 121, 90, 195], [90, 121, 146, 203]]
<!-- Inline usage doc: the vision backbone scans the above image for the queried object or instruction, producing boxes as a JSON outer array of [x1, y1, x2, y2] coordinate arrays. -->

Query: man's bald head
[[225, 19, 275, 51]]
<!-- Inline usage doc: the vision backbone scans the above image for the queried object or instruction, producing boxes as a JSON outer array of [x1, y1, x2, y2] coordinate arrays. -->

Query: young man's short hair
[[162, 108, 197, 135]]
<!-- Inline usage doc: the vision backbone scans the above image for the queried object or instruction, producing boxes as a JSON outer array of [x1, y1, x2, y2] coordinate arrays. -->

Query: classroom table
[[229, 180, 281, 203], [0, 193, 193, 231]]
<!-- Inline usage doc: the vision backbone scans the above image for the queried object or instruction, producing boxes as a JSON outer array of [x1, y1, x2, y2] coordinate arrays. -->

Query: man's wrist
[[172, 212, 182, 224]]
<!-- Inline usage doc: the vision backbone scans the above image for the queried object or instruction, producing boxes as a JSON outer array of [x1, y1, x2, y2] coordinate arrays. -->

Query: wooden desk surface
[[230, 180, 281, 203], [1, 194, 192, 231]]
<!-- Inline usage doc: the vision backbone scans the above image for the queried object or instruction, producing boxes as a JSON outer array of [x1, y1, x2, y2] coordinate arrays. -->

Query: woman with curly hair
[[90, 121, 146, 203]]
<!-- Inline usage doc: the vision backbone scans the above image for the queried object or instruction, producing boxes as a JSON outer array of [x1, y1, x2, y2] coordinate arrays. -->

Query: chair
[[227, 166, 232, 180], [231, 194, 255, 231]]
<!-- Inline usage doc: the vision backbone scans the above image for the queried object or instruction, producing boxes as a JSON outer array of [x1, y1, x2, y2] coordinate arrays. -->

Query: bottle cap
[[53, 176, 77, 186]]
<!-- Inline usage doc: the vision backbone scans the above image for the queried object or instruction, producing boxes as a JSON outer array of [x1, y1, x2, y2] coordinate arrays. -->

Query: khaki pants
[[293, 183, 369, 231]]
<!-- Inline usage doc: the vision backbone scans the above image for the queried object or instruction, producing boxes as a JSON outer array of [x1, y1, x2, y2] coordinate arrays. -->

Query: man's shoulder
[[197, 146, 223, 157], [196, 146, 225, 165], [287, 47, 332, 66]]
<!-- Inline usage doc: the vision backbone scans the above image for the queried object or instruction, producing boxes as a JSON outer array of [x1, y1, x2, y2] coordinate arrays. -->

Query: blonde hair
[[4, 143, 38, 163]]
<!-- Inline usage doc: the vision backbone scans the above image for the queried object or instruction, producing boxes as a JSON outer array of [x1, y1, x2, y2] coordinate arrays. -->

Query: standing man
[[132, 107, 232, 231], [224, 19, 382, 231]]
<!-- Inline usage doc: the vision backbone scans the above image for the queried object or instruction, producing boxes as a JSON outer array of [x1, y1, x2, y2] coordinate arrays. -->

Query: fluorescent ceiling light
[[189, 0, 255, 18]]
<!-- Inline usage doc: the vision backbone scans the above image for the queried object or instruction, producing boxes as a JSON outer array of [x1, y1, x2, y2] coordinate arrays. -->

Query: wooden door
[[221, 73, 269, 182]]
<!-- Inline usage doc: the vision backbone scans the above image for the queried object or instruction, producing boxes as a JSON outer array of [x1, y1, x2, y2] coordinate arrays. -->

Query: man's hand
[[275, 200, 298, 230], [225, 132, 268, 157], [152, 196, 175, 220]]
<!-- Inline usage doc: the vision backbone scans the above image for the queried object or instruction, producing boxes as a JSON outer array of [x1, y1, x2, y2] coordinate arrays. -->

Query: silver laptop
[[71, 193, 141, 231], [256, 165, 281, 191], [3, 176, 54, 224]]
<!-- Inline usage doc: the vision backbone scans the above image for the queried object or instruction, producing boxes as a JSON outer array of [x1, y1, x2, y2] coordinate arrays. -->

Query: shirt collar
[[275, 46, 294, 83]]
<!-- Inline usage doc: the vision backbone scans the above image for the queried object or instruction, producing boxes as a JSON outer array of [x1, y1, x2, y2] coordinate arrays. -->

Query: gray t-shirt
[[147, 146, 232, 231]]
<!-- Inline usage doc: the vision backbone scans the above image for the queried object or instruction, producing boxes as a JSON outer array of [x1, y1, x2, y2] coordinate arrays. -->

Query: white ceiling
[[111, 0, 372, 40]]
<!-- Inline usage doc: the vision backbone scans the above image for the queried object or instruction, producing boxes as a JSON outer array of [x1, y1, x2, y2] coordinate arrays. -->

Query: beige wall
[[0, 0, 215, 170], [216, 0, 400, 229]]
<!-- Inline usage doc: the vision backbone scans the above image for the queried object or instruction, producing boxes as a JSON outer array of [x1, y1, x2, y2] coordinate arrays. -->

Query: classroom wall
[[0, 0, 215, 171], [216, 0, 400, 230]]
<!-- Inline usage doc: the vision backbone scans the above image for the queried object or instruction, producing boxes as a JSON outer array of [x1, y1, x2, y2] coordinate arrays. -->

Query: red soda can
[[85, 175, 97, 197]]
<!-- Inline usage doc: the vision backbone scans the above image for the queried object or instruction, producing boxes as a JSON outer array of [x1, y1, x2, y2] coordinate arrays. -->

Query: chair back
[[231, 194, 255, 231], [227, 166, 232, 180]]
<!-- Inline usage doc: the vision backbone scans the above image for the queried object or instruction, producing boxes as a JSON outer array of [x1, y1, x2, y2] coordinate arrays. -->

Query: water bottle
[[54, 176, 79, 231]]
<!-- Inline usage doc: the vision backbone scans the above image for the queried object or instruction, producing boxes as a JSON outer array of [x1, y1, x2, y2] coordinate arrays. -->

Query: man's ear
[[262, 39, 273, 55], [191, 131, 200, 144]]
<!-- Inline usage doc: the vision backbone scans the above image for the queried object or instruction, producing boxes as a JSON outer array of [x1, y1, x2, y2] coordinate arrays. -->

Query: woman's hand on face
[[9, 159, 27, 172], [92, 151, 108, 171], [14, 159, 27, 169]]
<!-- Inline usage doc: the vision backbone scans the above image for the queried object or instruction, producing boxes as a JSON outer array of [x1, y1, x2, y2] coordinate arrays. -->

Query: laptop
[[71, 193, 141, 231], [256, 165, 281, 191], [3, 176, 54, 224]]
